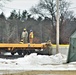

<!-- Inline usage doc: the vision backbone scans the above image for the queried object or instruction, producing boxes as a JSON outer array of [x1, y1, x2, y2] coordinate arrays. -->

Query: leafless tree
[[30, 0, 73, 27], [30, 0, 56, 30], [3, 20, 16, 43], [30, 0, 74, 43]]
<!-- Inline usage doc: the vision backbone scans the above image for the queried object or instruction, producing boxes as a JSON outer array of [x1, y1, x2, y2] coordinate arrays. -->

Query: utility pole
[[56, 0, 59, 53]]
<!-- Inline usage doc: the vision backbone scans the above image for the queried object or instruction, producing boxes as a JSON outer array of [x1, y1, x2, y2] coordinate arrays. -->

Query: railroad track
[[0, 55, 24, 59]]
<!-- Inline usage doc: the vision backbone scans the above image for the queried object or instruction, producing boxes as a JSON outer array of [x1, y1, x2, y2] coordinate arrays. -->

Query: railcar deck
[[0, 43, 47, 50]]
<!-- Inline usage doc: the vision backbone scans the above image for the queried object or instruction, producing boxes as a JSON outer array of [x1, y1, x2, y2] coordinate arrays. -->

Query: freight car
[[0, 41, 52, 55]]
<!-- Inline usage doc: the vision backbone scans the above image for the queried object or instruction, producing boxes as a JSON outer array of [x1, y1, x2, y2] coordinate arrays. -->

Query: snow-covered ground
[[0, 53, 76, 70]]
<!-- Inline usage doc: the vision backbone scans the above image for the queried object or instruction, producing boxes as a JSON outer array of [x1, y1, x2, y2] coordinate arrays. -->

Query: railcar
[[0, 41, 52, 55]]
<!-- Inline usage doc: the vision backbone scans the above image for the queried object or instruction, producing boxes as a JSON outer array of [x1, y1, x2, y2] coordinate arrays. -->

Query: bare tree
[[30, 0, 56, 30], [3, 20, 16, 43], [30, 0, 73, 28], [30, 0, 74, 43]]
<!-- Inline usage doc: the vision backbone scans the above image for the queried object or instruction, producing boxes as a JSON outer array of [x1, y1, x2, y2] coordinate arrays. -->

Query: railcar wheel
[[23, 50, 27, 55], [17, 50, 22, 55], [11, 52, 15, 55], [27, 50, 35, 55]]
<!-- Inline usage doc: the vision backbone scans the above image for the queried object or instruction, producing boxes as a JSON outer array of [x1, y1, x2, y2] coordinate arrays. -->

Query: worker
[[20, 39, 23, 44], [29, 30, 34, 43], [21, 28, 28, 43], [46, 40, 52, 46]]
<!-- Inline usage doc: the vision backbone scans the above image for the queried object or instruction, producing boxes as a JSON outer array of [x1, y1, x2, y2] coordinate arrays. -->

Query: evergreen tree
[[21, 10, 28, 20], [0, 12, 5, 19], [8, 10, 18, 19]]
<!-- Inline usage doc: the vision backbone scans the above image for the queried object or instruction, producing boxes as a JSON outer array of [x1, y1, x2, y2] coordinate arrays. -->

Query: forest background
[[0, 0, 76, 44]]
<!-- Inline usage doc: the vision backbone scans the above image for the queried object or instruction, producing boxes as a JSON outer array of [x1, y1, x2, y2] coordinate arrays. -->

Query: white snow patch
[[16, 53, 66, 65], [0, 53, 76, 70]]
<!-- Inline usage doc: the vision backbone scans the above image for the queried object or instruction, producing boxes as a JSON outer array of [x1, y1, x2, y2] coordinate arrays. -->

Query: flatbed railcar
[[0, 42, 69, 56], [0, 42, 52, 55]]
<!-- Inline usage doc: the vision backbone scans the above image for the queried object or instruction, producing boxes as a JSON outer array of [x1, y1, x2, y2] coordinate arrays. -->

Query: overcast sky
[[0, 0, 39, 17], [0, 0, 76, 17], [69, 0, 76, 15]]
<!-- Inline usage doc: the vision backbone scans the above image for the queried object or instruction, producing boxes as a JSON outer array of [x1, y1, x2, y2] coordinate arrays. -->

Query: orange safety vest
[[29, 32, 33, 39]]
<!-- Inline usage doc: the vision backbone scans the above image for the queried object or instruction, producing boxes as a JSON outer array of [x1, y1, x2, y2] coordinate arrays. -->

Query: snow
[[16, 53, 66, 65], [0, 53, 76, 70]]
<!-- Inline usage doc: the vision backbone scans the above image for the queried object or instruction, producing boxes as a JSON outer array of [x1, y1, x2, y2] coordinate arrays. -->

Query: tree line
[[0, 10, 76, 44], [0, 0, 76, 44]]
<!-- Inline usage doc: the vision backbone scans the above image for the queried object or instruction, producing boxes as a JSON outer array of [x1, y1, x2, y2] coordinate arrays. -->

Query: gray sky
[[0, 0, 76, 17], [1, 0, 39, 17], [69, 0, 76, 15]]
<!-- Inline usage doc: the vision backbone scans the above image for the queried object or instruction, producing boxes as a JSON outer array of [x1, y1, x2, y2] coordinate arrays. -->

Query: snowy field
[[0, 53, 76, 71]]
